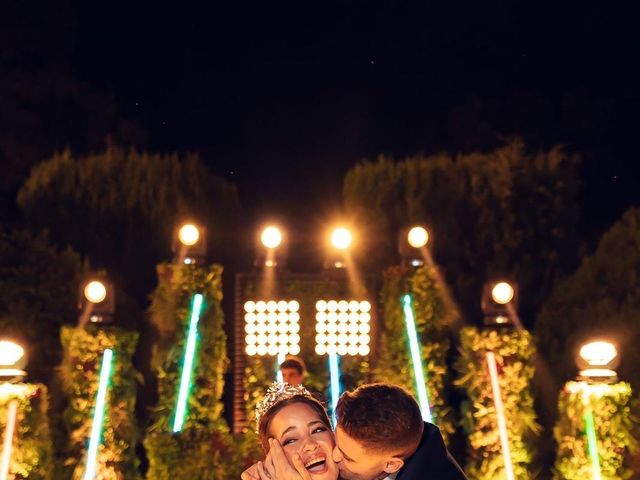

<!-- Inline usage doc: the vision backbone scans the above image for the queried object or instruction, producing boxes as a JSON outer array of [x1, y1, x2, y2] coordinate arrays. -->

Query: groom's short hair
[[335, 383, 424, 458]]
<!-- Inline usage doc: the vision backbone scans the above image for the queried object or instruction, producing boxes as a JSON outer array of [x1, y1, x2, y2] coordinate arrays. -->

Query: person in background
[[280, 356, 306, 386]]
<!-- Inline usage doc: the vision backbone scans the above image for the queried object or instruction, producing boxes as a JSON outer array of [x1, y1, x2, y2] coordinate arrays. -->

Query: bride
[[242, 382, 340, 480]]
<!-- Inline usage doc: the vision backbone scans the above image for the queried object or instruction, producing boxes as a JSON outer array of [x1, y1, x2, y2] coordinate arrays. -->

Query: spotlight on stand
[[576, 340, 619, 383], [78, 277, 115, 325], [255, 225, 287, 268], [172, 222, 207, 265], [481, 280, 518, 326], [324, 226, 353, 270], [398, 225, 430, 267], [0, 340, 27, 382]]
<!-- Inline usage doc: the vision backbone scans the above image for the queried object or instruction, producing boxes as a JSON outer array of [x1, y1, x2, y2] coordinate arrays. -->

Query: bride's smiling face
[[268, 402, 339, 480]]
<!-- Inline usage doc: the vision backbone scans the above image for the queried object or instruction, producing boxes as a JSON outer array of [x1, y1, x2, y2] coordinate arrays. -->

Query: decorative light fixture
[[244, 300, 301, 358], [401, 295, 432, 422], [314, 299, 371, 424], [173, 294, 205, 432], [78, 277, 115, 324], [577, 340, 619, 382], [172, 222, 207, 265], [398, 225, 430, 267], [481, 280, 518, 325], [255, 225, 287, 268], [486, 351, 515, 480], [82, 348, 114, 480], [0, 340, 26, 380]]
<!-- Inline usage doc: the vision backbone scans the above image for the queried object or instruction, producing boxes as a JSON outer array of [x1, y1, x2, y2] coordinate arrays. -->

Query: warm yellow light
[[580, 341, 617, 366], [358, 345, 370, 356], [256, 301, 267, 312], [360, 301, 371, 313], [244, 301, 256, 313], [84, 281, 107, 304], [327, 300, 338, 312], [178, 224, 200, 246], [266, 301, 277, 312], [261, 226, 283, 249], [0, 342, 24, 367], [408, 226, 429, 248], [331, 227, 352, 250], [289, 323, 300, 334], [491, 282, 514, 305], [257, 345, 268, 356], [315, 344, 327, 355], [246, 345, 257, 356], [288, 300, 300, 312], [289, 344, 300, 355], [316, 323, 327, 333]]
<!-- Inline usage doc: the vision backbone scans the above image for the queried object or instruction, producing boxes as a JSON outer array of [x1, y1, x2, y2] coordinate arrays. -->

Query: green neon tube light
[[329, 353, 340, 426], [584, 409, 602, 480], [402, 294, 433, 422], [173, 293, 204, 433], [83, 348, 114, 480]]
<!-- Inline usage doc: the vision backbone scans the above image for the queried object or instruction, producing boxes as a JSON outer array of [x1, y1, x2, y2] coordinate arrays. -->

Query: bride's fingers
[[291, 453, 312, 480], [269, 439, 293, 473], [264, 451, 277, 479], [257, 461, 271, 480], [241, 463, 260, 480]]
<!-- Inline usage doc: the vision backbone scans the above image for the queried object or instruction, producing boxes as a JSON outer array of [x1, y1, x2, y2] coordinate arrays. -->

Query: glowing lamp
[[0, 340, 26, 380], [178, 224, 200, 246], [84, 281, 107, 304], [481, 280, 518, 325], [408, 227, 429, 248], [314, 299, 371, 356], [244, 300, 300, 357], [172, 221, 207, 264], [577, 340, 619, 381], [398, 225, 430, 266], [330, 228, 352, 250], [78, 277, 115, 324], [261, 226, 282, 249], [491, 282, 514, 305]]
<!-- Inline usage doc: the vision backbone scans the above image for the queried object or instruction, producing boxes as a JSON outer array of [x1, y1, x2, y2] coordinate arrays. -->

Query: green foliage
[[0, 383, 53, 479], [242, 277, 371, 428], [343, 139, 581, 324], [59, 325, 141, 480], [553, 382, 637, 479], [455, 327, 539, 479], [17, 145, 240, 302], [0, 229, 82, 383], [374, 265, 457, 440], [536, 207, 640, 391], [144, 263, 230, 479]]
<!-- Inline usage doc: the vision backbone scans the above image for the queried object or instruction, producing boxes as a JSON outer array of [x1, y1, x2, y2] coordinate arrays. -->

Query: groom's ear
[[383, 457, 404, 474]]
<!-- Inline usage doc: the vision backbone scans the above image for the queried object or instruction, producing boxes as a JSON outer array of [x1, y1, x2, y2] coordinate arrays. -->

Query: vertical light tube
[[276, 352, 286, 383], [401, 294, 433, 423], [0, 400, 18, 480], [486, 351, 515, 480], [329, 353, 341, 426], [173, 293, 204, 433], [584, 409, 602, 480], [83, 348, 114, 480]]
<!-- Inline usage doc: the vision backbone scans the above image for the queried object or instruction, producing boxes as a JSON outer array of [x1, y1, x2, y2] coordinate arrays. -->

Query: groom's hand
[[267, 439, 312, 480]]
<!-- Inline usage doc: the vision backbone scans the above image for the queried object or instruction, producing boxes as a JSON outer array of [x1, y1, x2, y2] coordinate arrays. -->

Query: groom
[[243, 382, 467, 480], [331, 383, 466, 480]]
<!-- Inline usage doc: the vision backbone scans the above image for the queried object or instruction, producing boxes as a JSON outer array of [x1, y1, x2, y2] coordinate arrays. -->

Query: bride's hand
[[262, 438, 311, 480], [241, 462, 260, 480]]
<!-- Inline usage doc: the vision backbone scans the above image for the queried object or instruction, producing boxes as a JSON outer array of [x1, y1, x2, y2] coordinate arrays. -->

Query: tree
[[17, 146, 241, 306], [343, 139, 581, 326], [535, 207, 640, 390], [0, 229, 82, 383]]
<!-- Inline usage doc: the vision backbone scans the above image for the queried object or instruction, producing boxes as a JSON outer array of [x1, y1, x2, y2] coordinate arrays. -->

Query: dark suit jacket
[[396, 422, 467, 480]]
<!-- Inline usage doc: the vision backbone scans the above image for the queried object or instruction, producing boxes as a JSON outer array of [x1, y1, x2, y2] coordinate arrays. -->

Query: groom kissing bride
[[242, 382, 467, 480]]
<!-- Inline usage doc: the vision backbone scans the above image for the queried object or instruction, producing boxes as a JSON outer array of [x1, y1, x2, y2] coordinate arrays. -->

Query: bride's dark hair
[[257, 394, 331, 452]]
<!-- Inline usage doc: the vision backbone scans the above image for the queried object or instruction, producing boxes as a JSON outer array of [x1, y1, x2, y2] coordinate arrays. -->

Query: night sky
[[4, 1, 640, 239]]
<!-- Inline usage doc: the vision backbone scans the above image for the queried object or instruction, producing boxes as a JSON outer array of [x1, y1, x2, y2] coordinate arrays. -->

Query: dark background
[[3, 1, 639, 247]]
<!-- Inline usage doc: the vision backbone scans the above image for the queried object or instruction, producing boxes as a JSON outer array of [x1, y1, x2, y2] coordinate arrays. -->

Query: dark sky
[[5, 1, 640, 235]]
